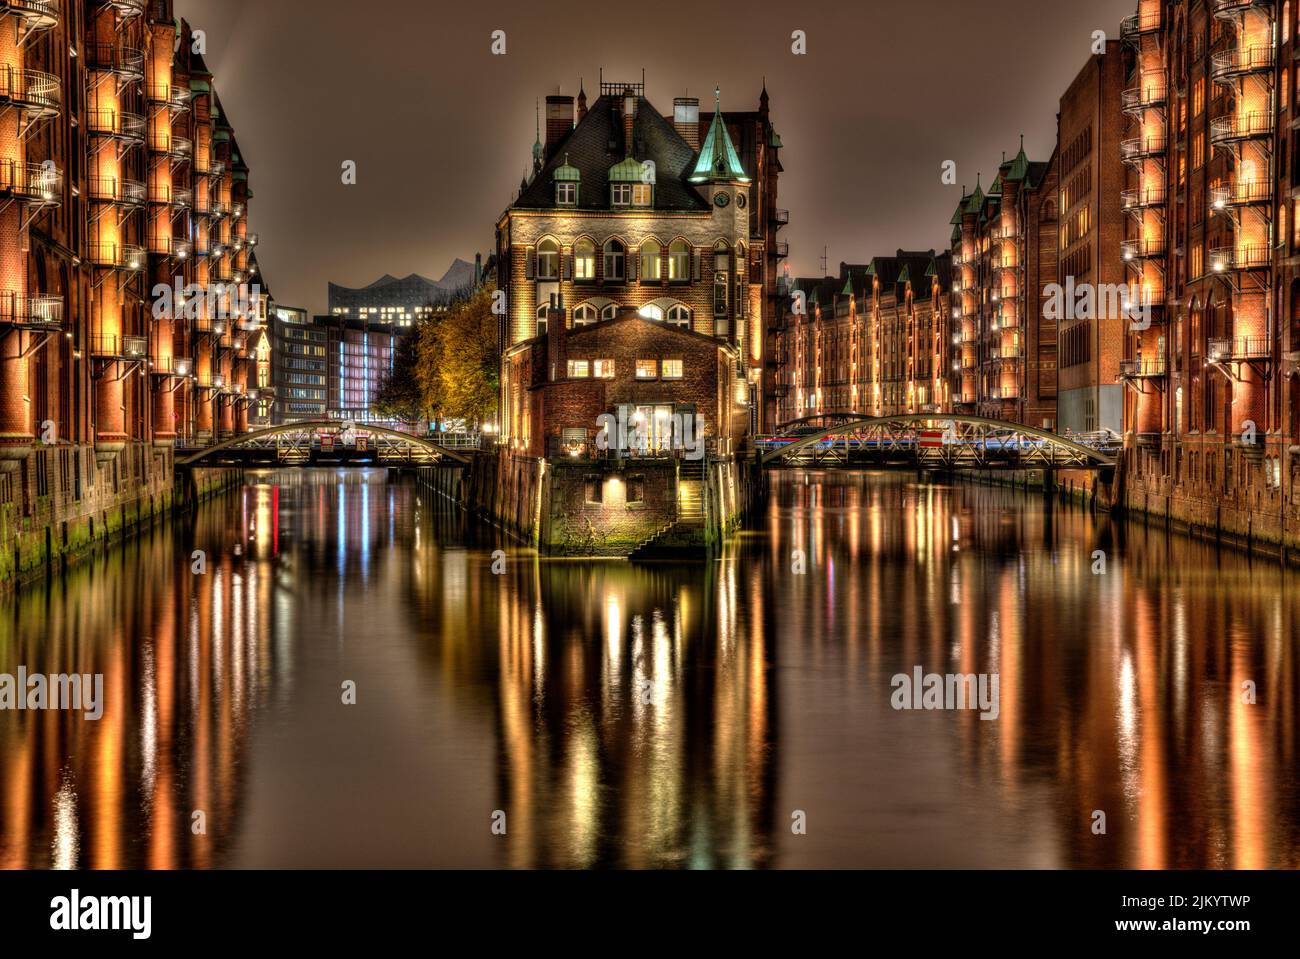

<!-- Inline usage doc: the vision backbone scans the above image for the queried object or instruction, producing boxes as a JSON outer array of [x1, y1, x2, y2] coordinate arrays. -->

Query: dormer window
[[631, 184, 652, 207], [551, 153, 581, 207], [611, 183, 633, 206]]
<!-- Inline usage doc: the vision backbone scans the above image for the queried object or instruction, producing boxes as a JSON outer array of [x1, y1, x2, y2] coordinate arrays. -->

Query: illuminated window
[[640, 239, 661, 281], [574, 238, 596, 280], [636, 359, 657, 379], [714, 272, 728, 315], [668, 239, 690, 280], [639, 304, 664, 321], [567, 359, 590, 378], [603, 239, 626, 280], [593, 359, 615, 378], [631, 183, 652, 207], [662, 358, 683, 379], [537, 238, 560, 279]]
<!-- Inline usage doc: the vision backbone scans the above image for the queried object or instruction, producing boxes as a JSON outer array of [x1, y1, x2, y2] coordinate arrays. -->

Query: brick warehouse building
[[776, 252, 953, 424], [948, 141, 1060, 429], [0, 0, 265, 581], [1058, 40, 1127, 436], [1117, 0, 1300, 551], [491, 78, 782, 553]]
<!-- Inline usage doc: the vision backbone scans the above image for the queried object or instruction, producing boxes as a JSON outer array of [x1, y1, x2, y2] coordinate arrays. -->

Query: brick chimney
[[544, 95, 574, 160], [621, 87, 637, 156], [673, 97, 700, 150]]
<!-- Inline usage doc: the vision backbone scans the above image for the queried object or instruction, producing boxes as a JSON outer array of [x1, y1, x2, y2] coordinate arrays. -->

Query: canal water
[[1, 468, 1297, 868]]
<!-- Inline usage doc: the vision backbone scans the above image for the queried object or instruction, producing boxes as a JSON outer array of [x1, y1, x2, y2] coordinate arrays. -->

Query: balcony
[[1212, 0, 1270, 19], [1210, 245, 1270, 271], [1120, 10, 1161, 42], [1211, 46, 1275, 82], [0, 0, 60, 30], [1210, 180, 1272, 209], [1119, 357, 1166, 378], [170, 186, 193, 209], [86, 42, 145, 81], [1121, 237, 1166, 261], [0, 291, 63, 330], [87, 241, 146, 271], [1209, 111, 1273, 145], [1208, 336, 1271, 360], [148, 234, 192, 259], [92, 334, 148, 359], [0, 66, 61, 119], [149, 132, 192, 159], [98, 0, 145, 17], [211, 200, 228, 219], [771, 208, 789, 228], [1121, 134, 1167, 161], [87, 176, 146, 207], [1121, 75, 1167, 114], [774, 240, 789, 258], [147, 82, 191, 112], [1121, 185, 1167, 210], [86, 108, 146, 143], [0, 158, 62, 206]]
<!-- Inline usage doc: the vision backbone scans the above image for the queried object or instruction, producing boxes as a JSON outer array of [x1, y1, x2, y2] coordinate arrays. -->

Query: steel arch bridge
[[758, 414, 1117, 470], [175, 421, 472, 468]]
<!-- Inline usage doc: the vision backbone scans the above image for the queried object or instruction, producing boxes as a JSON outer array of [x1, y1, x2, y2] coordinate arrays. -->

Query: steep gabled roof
[[514, 94, 709, 212]]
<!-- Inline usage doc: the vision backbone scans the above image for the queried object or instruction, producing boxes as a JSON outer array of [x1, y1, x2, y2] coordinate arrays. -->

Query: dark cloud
[[179, 0, 1136, 314]]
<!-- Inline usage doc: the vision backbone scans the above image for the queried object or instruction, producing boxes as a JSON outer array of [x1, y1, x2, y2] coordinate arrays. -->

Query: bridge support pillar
[[1042, 468, 1056, 498]]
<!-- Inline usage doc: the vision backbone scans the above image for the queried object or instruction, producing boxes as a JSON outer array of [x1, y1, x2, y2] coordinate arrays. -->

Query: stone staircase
[[629, 459, 708, 559]]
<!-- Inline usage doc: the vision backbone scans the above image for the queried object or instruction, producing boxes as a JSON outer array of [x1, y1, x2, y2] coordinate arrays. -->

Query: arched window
[[535, 303, 549, 335], [574, 238, 596, 281], [668, 239, 690, 281], [639, 240, 661, 282], [713, 240, 730, 271], [573, 303, 598, 326], [603, 239, 626, 281], [600, 303, 619, 321], [667, 305, 691, 328], [639, 304, 664, 321], [537, 238, 559, 279]]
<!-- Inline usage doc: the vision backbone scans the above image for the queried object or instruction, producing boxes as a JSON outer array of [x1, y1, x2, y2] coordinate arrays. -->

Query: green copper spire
[[841, 274, 855, 297], [964, 174, 985, 214], [1005, 135, 1030, 182], [689, 86, 751, 184]]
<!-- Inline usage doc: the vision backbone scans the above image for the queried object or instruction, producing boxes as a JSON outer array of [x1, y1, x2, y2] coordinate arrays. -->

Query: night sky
[[178, 0, 1136, 316]]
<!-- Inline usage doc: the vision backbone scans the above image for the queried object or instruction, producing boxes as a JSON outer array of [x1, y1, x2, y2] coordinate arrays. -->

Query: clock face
[[713, 192, 730, 208]]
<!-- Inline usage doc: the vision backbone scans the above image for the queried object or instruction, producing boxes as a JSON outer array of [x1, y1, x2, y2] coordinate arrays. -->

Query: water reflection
[[0, 468, 1296, 868]]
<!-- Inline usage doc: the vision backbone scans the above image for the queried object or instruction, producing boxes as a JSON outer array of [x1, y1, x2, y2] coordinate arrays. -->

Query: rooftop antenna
[[820, 246, 828, 277]]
